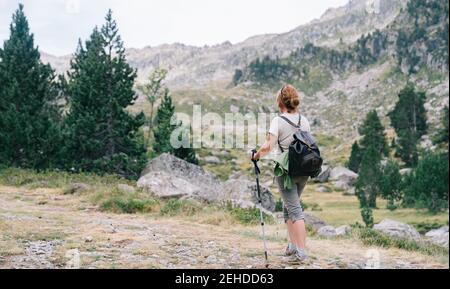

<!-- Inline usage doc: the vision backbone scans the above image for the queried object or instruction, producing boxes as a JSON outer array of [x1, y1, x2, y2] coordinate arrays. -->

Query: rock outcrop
[[138, 154, 275, 211], [317, 225, 351, 238], [315, 165, 331, 183], [425, 226, 449, 247], [373, 219, 421, 241], [329, 167, 358, 190], [138, 154, 221, 199], [304, 213, 327, 230]]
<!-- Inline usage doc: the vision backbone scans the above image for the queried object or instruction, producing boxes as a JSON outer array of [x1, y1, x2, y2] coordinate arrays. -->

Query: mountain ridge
[[41, 0, 408, 89]]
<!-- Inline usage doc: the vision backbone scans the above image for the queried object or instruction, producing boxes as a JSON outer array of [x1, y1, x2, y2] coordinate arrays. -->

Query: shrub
[[379, 160, 403, 210], [225, 203, 274, 225], [403, 152, 449, 213], [361, 207, 374, 228], [160, 199, 203, 217], [275, 198, 283, 212], [101, 197, 159, 214], [357, 228, 448, 256]]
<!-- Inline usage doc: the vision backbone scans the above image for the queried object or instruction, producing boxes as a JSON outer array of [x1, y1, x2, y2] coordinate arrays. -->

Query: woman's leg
[[293, 177, 309, 250], [287, 220, 307, 250], [278, 176, 308, 250]]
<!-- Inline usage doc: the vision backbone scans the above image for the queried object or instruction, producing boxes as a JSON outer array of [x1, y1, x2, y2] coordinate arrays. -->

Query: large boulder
[[218, 179, 275, 211], [138, 154, 221, 199], [304, 213, 327, 230], [373, 219, 421, 241], [138, 154, 275, 211], [329, 167, 358, 189], [336, 225, 352, 236], [315, 165, 331, 183], [425, 226, 449, 247]]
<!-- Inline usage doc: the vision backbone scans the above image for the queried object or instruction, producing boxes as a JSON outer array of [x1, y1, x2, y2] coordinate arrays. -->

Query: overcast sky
[[0, 0, 349, 56]]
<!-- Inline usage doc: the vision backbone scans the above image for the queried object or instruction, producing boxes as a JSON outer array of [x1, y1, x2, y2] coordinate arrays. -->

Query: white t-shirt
[[268, 113, 311, 153]]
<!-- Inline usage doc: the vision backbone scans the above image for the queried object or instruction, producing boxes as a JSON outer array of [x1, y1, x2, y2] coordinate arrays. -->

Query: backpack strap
[[279, 115, 302, 130], [277, 114, 302, 153]]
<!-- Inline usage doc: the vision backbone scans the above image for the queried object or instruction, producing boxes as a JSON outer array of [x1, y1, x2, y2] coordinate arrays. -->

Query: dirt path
[[0, 186, 447, 269]]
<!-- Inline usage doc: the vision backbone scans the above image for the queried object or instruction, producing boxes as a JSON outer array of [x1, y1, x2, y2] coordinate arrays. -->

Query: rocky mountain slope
[[42, 0, 407, 89], [234, 0, 449, 139], [41, 0, 448, 143]]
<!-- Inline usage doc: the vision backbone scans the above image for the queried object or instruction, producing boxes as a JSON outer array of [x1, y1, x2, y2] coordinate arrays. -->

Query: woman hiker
[[252, 84, 311, 263]]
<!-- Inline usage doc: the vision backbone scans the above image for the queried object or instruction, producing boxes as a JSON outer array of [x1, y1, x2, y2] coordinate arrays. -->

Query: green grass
[[357, 228, 449, 256], [100, 196, 159, 214], [160, 199, 203, 217], [302, 184, 449, 228], [225, 202, 274, 225], [411, 221, 449, 235], [0, 167, 132, 189]]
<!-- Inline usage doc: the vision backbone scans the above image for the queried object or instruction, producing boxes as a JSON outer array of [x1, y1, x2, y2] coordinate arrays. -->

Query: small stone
[[117, 184, 136, 195], [315, 186, 331, 193], [317, 226, 338, 238], [336, 225, 352, 236], [204, 156, 221, 165], [84, 236, 94, 243], [65, 183, 90, 195], [205, 255, 217, 264]]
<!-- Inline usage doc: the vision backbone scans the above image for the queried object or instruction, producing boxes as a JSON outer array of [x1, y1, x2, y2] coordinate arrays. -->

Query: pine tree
[[175, 136, 199, 165], [347, 141, 362, 173], [63, 10, 146, 179], [153, 88, 176, 156], [379, 160, 403, 210], [136, 69, 168, 132], [434, 106, 449, 145], [403, 152, 449, 213], [0, 4, 62, 169], [153, 89, 198, 164], [389, 84, 428, 166], [348, 110, 387, 174], [356, 145, 381, 209], [359, 110, 389, 157]]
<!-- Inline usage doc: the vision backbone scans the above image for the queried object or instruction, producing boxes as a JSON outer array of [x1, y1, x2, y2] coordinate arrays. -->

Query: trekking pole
[[252, 149, 269, 268]]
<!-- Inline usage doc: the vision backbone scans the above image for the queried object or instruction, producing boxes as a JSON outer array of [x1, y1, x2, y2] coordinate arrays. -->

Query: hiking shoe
[[295, 249, 308, 262], [285, 243, 296, 256], [284, 248, 308, 264]]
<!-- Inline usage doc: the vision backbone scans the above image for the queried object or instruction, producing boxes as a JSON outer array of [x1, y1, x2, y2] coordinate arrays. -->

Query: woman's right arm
[[252, 133, 277, 161]]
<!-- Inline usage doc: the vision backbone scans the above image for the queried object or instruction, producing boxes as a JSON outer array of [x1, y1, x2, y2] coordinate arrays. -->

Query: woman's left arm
[[252, 133, 277, 161]]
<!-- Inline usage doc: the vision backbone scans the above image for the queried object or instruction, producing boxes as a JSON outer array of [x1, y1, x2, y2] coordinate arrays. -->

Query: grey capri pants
[[276, 176, 309, 223]]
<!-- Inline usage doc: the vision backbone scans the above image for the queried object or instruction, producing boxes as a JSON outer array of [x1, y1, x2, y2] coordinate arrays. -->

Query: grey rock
[[336, 225, 352, 236], [204, 156, 221, 165], [138, 154, 221, 199], [425, 226, 449, 247], [218, 179, 275, 212], [304, 213, 327, 230], [138, 154, 275, 211], [329, 167, 358, 188], [374, 219, 421, 241], [317, 226, 337, 238], [315, 186, 331, 193], [65, 183, 90, 195], [84, 236, 94, 243], [315, 166, 331, 183], [117, 184, 136, 195]]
